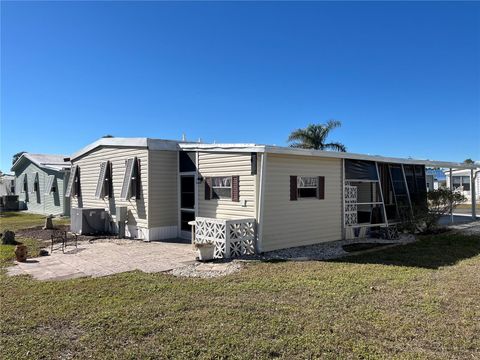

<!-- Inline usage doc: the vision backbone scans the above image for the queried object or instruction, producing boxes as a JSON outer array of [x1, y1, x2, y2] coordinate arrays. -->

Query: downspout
[[256, 152, 267, 253]]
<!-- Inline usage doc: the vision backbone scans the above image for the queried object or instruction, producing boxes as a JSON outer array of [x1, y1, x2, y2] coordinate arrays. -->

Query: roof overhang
[[264, 146, 478, 170]]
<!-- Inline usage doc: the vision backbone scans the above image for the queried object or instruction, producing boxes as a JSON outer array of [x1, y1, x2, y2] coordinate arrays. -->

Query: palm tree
[[287, 120, 346, 151]]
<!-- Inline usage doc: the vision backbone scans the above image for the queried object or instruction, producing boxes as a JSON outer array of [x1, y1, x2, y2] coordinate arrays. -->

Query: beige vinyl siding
[[15, 161, 66, 216], [198, 152, 256, 219], [262, 154, 342, 252], [71, 147, 148, 228], [147, 150, 178, 228]]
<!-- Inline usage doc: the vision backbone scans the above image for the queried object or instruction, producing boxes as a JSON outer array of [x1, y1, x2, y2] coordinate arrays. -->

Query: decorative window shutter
[[74, 167, 81, 197], [134, 158, 141, 199], [44, 175, 55, 195], [205, 177, 212, 200], [290, 176, 298, 201], [231, 176, 240, 202], [95, 162, 108, 199], [317, 176, 325, 199], [250, 153, 257, 175], [120, 158, 135, 200], [65, 165, 77, 197]]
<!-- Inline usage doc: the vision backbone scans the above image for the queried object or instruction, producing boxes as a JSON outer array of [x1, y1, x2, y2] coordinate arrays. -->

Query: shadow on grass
[[329, 233, 480, 269]]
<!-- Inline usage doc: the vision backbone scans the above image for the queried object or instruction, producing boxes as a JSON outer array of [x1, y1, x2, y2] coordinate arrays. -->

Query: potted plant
[[14, 244, 28, 262], [195, 241, 216, 261]]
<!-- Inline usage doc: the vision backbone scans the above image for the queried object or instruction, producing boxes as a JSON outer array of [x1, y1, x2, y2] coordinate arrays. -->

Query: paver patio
[[7, 239, 197, 281]]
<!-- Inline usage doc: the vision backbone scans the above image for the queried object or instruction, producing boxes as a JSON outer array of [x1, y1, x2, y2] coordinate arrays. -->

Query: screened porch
[[343, 159, 427, 239]]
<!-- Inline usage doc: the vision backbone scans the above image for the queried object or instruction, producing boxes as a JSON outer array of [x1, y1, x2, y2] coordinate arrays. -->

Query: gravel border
[[169, 234, 416, 278]]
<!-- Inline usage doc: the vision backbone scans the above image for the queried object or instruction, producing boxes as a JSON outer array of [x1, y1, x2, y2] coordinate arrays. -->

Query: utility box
[[70, 208, 108, 235]]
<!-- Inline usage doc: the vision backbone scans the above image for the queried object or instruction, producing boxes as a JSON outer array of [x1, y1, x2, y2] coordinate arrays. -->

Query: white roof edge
[[11, 153, 70, 172], [178, 143, 265, 152], [264, 146, 478, 169], [71, 137, 189, 161]]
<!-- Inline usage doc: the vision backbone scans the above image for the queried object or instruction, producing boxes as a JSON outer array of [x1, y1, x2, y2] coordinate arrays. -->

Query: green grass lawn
[[0, 213, 479, 359]]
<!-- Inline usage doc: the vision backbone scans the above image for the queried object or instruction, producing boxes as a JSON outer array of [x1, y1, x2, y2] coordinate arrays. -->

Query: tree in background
[[287, 121, 346, 151], [12, 151, 26, 165], [464, 158, 474, 164]]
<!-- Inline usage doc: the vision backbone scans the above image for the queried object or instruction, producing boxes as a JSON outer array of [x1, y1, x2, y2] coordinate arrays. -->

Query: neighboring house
[[11, 153, 71, 216], [444, 168, 480, 202], [425, 169, 446, 191], [67, 137, 477, 256], [0, 174, 16, 196]]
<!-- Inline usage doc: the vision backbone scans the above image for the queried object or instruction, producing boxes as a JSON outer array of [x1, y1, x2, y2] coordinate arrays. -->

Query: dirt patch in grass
[[16, 225, 96, 243]]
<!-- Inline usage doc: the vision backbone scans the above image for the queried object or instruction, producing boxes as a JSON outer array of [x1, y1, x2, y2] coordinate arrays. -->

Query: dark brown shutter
[[205, 177, 212, 200], [231, 176, 240, 202], [290, 176, 297, 201], [250, 153, 257, 175], [135, 158, 141, 199], [74, 167, 81, 197], [317, 176, 325, 199]]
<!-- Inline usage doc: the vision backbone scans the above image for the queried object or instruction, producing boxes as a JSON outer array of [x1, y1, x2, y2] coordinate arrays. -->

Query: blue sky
[[1, 1, 479, 172]]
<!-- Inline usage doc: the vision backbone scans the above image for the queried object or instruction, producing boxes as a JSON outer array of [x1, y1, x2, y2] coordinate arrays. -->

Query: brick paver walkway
[[7, 239, 197, 281]]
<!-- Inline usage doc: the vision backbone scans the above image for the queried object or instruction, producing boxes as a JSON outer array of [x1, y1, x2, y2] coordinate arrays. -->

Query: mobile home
[[11, 153, 71, 216], [67, 137, 478, 256]]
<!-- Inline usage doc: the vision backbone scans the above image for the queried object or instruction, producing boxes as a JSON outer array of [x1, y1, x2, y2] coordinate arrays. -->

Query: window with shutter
[[44, 175, 55, 195], [28, 173, 38, 194], [317, 176, 325, 200]]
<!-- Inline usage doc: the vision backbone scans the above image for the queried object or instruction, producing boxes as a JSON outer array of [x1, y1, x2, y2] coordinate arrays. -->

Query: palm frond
[[324, 142, 346, 152]]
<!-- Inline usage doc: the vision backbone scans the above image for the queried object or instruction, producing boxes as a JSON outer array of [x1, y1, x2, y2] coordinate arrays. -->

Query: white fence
[[194, 217, 256, 258]]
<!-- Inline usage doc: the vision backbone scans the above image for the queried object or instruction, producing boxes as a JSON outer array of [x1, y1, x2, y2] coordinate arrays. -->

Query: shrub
[[402, 188, 466, 234]]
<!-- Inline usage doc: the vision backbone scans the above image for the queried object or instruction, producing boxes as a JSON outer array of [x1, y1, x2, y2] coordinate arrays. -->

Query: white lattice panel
[[195, 217, 257, 259], [344, 184, 358, 225]]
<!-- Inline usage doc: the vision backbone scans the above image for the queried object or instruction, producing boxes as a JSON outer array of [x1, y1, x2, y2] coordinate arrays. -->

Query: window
[[204, 176, 240, 202], [65, 165, 81, 197], [212, 176, 232, 199], [179, 152, 196, 172], [120, 158, 140, 200], [29, 173, 39, 193], [453, 176, 470, 191], [298, 176, 318, 198], [95, 161, 113, 199], [290, 176, 325, 200]]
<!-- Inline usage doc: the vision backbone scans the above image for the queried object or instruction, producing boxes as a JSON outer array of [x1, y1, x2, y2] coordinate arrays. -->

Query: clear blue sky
[[1, 1, 479, 173]]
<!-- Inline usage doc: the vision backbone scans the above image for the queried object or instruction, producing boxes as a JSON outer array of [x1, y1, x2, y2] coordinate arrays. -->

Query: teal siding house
[[12, 153, 71, 216]]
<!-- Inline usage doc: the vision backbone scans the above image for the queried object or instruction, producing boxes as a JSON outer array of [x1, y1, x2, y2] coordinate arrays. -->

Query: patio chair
[[50, 230, 78, 253]]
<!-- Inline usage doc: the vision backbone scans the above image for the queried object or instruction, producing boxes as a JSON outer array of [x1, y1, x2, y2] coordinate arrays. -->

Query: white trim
[[256, 152, 267, 253], [70, 137, 181, 161], [144, 226, 178, 241]]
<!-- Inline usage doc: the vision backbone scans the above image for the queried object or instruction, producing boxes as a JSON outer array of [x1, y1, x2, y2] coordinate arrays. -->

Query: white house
[[445, 168, 480, 202]]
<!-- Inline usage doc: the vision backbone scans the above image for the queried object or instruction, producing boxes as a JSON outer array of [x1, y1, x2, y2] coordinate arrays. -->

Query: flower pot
[[14, 244, 28, 262], [196, 243, 215, 261]]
